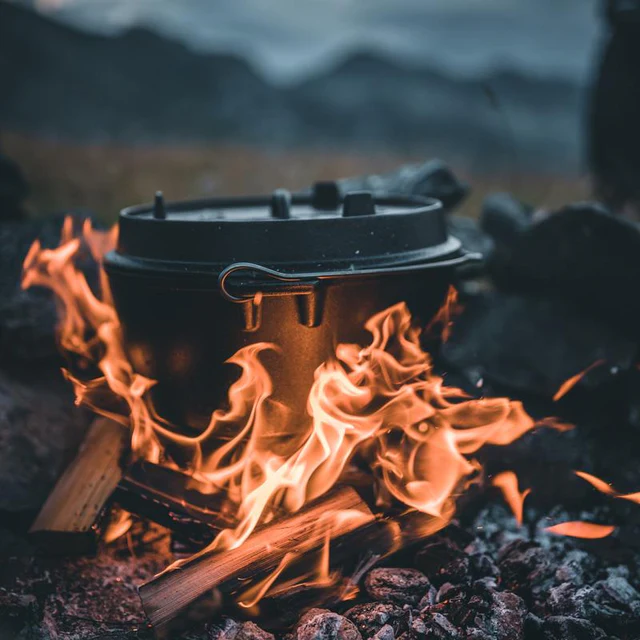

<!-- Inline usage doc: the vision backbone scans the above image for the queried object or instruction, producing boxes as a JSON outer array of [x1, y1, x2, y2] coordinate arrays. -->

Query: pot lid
[[114, 183, 461, 271]]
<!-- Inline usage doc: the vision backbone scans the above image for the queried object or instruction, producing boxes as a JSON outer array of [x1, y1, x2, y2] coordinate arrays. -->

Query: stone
[[487, 203, 640, 335], [335, 160, 469, 211], [0, 367, 91, 511], [364, 568, 431, 606], [480, 192, 532, 245], [208, 619, 275, 640], [442, 291, 638, 399]]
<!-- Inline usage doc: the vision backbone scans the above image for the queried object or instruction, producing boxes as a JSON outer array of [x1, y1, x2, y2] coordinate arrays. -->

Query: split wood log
[[29, 416, 128, 553], [114, 461, 236, 546], [138, 485, 378, 630]]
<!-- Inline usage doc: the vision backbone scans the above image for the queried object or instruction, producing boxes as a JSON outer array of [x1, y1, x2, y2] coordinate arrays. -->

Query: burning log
[[138, 485, 379, 630], [114, 461, 236, 546], [29, 417, 127, 553], [139, 482, 450, 631]]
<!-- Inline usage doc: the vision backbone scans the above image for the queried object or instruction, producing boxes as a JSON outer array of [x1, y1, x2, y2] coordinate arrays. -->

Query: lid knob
[[342, 191, 376, 217], [153, 191, 166, 220], [312, 181, 341, 210], [270, 189, 292, 219]]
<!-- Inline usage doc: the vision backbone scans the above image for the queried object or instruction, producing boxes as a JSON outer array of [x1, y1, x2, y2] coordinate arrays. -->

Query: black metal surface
[[105, 187, 479, 432], [112, 190, 451, 270]]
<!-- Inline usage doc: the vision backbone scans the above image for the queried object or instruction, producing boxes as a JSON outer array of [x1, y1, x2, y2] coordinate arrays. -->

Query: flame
[[492, 471, 530, 526], [425, 285, 461, 342], [22, 218, 545, 604], [545, 521, 615, 539], [575, 471, 640, 505], [553, 360, 605, 401], [104, 509, 133, 544]]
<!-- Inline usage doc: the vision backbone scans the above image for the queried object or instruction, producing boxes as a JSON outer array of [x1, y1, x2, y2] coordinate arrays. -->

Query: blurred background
[[0, 0, 602, 220]]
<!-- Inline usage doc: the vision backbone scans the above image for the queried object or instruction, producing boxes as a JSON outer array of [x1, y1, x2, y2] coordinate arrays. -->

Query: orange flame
[[545, 521, 615, 539], [575, 471, 640, 505], [22, 218, 544, 603], [491, 471, 530, 526], [553, 360, 605, 401], [425, 285, 461, 342]]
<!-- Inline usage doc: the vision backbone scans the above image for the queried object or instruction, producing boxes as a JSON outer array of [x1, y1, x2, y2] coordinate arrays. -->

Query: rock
[[364, 568, 431, 606], [0, 368, 91, 511], [335, 160, 469, 211], [0, 154, 29, 221], [541, 616, 608, 640], [446, 215, 494, 257], [442, 291, 637, 399], [487, 203, 640, 335], [480, 192, 532, 245], [295, 608, 363, 640], [344, 602, 407, 637]]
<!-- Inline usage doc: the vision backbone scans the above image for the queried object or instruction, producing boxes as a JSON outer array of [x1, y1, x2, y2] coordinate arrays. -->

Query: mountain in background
[[0, 2, 587, 173]]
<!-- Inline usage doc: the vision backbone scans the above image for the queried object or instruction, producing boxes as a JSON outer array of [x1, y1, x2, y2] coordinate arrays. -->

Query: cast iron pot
[[104, 184, 480, 432]]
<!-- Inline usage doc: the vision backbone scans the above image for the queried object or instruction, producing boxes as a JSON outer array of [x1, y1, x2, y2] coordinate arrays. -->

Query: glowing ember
[[553, 360, 605, 401], [545, 521, 615, 539], [22, 217, 546, 604], [491, 471, 530, 526]]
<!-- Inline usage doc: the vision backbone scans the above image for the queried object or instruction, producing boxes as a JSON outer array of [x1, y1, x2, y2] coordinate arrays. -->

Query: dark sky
[[22, 0, 602, 84]]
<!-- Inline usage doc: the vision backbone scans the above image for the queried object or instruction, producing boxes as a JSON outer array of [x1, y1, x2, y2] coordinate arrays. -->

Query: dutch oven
[[104, 183, 480, 432]]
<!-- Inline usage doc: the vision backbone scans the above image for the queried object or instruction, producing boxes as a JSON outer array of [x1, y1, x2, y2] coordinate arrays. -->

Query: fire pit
[[7, 178, 640, 640]]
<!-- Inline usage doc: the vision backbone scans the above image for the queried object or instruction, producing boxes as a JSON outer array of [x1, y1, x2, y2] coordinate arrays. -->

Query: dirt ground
[[3, 132, 589, 222]]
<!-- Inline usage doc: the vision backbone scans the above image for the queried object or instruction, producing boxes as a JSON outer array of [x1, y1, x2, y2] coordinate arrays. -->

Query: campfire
[[12, 185, 640, 639]]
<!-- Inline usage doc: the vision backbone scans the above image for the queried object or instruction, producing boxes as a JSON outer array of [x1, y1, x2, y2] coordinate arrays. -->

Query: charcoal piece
[[553, 550, 594, 587], [208, 619, 275, 640], [480, 192, 532, 246], [335, 160, 469, 211], [467, 590, 527, 640], [344, 602, 407, 637], [442, 291, 637, 399], [414, 537, 470, 586], [0, 368, 91, 512], [294, 608, 363, 640], [540, 616, 608, 640], [371, 623, 395, 640], [572, 577, 640, 636], [487, 203, 640, 334], [0, 591, 39, 638], [497, 540, 554, 598], [446, 215, 494, 257], [469, 554, 500, 581], [405, 612, 461, 639], [364, 568, 431, 606]]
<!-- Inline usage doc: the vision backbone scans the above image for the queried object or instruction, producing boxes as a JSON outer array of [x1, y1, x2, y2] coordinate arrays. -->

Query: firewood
[[29, 416, 128, 553], [138, 485, 377, 630], [114, 461, 236, 546]]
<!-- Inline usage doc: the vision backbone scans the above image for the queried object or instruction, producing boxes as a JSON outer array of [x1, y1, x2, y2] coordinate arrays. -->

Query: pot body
[[104, 263, 456, 432]]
